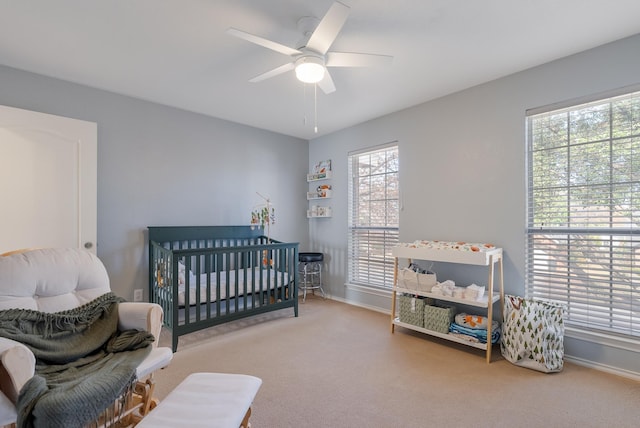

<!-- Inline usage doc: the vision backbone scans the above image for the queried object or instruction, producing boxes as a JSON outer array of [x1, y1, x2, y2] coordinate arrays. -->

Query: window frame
[[347, 142, 399, 291], [526, 86, 640, 342]]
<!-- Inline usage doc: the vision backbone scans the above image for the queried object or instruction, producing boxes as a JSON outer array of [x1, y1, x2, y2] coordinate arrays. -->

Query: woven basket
[[399, 295, 427, 327], [424, 304, 456, 334]]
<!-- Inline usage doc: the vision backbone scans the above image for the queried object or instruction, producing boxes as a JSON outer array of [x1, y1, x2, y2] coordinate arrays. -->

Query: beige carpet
[[154, 296, 640, 427]]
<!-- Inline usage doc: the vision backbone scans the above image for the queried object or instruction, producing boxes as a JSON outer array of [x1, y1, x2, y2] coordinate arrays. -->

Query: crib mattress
[[177, 267, 289, 307]]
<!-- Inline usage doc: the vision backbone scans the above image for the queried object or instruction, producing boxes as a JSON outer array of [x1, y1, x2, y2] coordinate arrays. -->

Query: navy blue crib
[[148, 226, 299, 352]]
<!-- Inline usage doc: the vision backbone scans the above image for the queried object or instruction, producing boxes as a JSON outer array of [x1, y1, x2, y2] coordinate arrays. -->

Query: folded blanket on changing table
[[455, 313, 490, 329], [449, 320, 501, 344]]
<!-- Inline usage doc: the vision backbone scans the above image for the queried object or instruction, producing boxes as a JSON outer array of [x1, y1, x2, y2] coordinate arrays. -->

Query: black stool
[[298, 252, 326, 302]]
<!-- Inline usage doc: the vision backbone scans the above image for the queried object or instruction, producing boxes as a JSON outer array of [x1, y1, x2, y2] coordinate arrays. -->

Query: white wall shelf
[[307, 161, 332, 219], [307, 171, 332, 182], [307, 207, 333, 218], [307, 190, 332, 200]]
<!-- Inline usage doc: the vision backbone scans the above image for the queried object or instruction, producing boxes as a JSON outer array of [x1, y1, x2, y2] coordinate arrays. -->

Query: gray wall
[[0, 64, 309, 300], [2, 32, 640, 375], [309, 33, 640, 375]]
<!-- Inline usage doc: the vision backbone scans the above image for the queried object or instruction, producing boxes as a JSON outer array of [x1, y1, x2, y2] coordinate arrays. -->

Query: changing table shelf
[[392, 318, 489, 350], [393, 286, 500, 308], [390, 240, 504, 363]]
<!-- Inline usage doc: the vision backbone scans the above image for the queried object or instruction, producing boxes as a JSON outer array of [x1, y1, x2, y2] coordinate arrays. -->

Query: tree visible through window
[[526, 89, 640, 339], [348, 143, 399, 289]]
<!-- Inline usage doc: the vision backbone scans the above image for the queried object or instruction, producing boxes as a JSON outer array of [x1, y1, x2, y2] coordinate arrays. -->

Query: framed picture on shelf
[[314, 159, 331, 174]]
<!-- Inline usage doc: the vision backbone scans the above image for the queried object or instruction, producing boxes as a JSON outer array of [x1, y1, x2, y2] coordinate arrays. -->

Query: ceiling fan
[[226, 1, 393, 94]]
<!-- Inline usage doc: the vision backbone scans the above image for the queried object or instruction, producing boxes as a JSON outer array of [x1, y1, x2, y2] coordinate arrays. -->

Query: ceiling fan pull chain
[[303, 83, 308, 125], [314, 83, 318, 134]]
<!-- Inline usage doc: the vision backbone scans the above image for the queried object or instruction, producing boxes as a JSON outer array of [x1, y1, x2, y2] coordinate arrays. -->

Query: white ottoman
[[136, 373, 262, 428]]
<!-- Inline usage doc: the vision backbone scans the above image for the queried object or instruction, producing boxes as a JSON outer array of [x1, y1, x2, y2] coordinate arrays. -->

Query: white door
[[0, 105, 97, 254]]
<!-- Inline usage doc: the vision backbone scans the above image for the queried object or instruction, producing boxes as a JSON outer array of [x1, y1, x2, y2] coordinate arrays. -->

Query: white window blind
[[526, 89, 640, 339], [348, 143, 399, 289]]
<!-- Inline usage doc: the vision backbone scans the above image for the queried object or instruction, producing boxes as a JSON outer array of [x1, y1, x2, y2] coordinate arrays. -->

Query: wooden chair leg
[[240, 407, 252, 428], [139, 377, 156, 416], [120, 377, 157, 425], [132, 376, 158, 423]]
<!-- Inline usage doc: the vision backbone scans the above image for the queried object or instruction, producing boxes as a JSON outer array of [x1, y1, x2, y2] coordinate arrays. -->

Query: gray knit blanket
[[0, 292, 154, 428]]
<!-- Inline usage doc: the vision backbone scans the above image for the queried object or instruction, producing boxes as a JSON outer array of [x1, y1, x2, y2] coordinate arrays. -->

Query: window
[[526, 88, 640, 340], [348, 143, 399, 290]]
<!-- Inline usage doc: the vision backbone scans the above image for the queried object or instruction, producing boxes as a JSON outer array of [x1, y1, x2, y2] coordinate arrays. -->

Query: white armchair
[[0, 248, 173, 426]]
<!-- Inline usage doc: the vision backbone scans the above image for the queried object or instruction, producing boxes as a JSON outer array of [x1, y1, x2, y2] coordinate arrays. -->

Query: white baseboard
[[564, 355, 640, 381], [328, 294, 390, 315]]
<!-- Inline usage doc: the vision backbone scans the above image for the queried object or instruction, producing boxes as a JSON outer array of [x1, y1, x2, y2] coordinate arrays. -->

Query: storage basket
[[424, 304, 456, 334], [501, 295, 566, 373], [400, 268, 437, 292], [399, 295, 428, 327]]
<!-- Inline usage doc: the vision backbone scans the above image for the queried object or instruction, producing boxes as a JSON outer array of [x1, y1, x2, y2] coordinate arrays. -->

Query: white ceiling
[[1, 1, 640, 140]]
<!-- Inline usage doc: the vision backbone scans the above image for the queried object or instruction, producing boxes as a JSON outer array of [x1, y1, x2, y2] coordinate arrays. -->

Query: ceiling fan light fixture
[[295, 56, 325, 84]]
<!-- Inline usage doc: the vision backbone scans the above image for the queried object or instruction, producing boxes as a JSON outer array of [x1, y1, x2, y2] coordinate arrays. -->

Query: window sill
[[565, 326, 640, 353]]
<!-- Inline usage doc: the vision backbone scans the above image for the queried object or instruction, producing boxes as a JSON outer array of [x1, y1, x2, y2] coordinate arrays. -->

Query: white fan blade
[[326, 52, 393, 67], [317, 70, 336, 94], [227, 27, 302, 56], [249, 62, 295, 83], [306, 1, 350, 55]]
